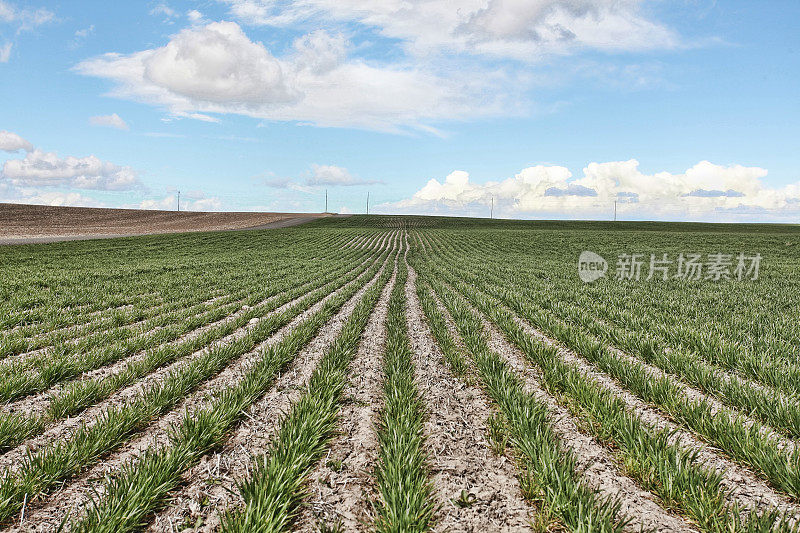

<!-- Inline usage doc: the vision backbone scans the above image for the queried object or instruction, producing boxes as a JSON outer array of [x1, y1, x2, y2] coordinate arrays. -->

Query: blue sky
[[1, 0, 798, 221]]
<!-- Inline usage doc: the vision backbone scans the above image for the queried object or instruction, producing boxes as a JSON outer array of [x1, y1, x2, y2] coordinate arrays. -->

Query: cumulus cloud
[[187, 10, 206, 24], [75, 22, 507, 132], [378, 160, 800, 222], [18, 190, 103, 207], [545, 183, 597, 197], [0, 130, 33, 152], [0, 180, 104, 207], [89, 113, 129, 130], [2, 148, 141, 190], [0, 42, 10, 62], [684, 189, 745, 198], [220, 0, 678, 60]]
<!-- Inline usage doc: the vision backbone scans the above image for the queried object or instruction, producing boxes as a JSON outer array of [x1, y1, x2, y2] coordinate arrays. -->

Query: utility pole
[[490, 196, 494, 219], [366, 191, 370, 214], [325, 189, 328, 213], [177, 190, 180, 212], [614, 200, 617, 221]]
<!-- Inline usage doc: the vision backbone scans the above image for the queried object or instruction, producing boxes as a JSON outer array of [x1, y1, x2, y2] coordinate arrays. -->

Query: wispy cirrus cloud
[[264, 164, 382, 191], [89, 113, 129, 130], [0, 0, 54, 62]]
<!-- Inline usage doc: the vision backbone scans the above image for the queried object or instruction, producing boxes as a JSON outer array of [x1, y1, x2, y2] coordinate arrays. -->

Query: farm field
[[0, 215, 799, 532], [0, 203, 329, 245]]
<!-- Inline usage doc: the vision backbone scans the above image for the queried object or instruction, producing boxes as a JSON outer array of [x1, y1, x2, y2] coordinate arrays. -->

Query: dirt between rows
[[405, 257, 533, 532], [0, 203, 330, 244], [292, 241, 399, 531], [147, 234, 396, 533], [9, 245, 391, 532], [498, 299, 800, 522]]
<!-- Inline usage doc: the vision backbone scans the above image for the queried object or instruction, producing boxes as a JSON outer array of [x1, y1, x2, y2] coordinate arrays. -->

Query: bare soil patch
[[0, 203, 328, 244]]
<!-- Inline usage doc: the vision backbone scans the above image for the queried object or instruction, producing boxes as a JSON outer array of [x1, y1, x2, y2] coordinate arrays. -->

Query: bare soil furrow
[[474, 309, 697, 533], [3, 253, 376, 423], [341, 234, 361, 249], [603, 343, 797, 453], [2, 291, 162, 337], [144, 239, 396, 533], [2, 294, 221, 367], [0, 251, 382, 476], [352, 234, 368, 249], [376, 232, 390, 250], [408, 262, 534, 532], [505, 304, 800, 521], [6, 248, 392, 533], [3, 298, 242, 418], [15, 293, 210, 356], [290, 250, 397, 532], [361, 233, 380, 250], [585, 314, 798, 419]]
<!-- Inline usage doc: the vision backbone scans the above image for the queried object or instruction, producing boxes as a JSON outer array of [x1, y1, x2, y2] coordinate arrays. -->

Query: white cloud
[[0, 42, 11, 62], [140, 192, 222, 211], [190, 196, 223, 210], [187, 10, 206, 24], [71, 24, 95, 48], [89, 113, 130, 130], [0, 1, 14, 22], [2, 149, 141, 190], [18, 190, 103, 207], [150, 4, 178, 21], [75, 25, 94, 38], [140, 195, 177, 210], [220, 0, 678, 60], [264, 163, 381, 189], [0, 0, 53, 30], [0, 131, 141, 207], [306, 164, 380, 186], [75, 22, 506, 132], [379, 160, 800, 222], [0, 1, 54, 62], [0, 180, 104, 207], [146, 22, 295, 104], [0, 130, 33, 152]]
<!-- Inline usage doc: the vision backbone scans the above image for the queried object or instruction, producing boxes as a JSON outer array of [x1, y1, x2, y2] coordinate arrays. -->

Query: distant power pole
[[325, 189, 328, 213], [177, 190, 180, 212], [366, 191, 370, 214], [490, 196, 494, 219], [614, 200, 617, 221]]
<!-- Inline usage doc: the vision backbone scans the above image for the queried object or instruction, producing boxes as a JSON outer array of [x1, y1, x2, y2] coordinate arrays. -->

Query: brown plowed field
[[0, 203, 326, 244]]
